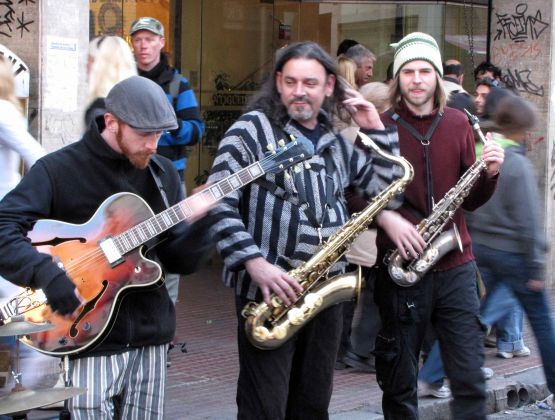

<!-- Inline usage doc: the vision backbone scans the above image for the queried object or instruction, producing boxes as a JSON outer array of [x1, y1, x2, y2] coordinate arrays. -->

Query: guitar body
[[21, 192, 161, 356], [6, 136, 315, 356]]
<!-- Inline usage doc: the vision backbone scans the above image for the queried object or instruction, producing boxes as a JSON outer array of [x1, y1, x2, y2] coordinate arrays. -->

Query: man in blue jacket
[[130, 16, 205, 180]]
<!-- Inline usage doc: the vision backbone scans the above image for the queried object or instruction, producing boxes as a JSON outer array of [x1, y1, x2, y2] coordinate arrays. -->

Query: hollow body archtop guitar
[[2, 136, 313, 356]]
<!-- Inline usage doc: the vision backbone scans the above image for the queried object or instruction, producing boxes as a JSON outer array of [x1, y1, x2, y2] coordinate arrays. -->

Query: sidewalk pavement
[[165, 264, 553, 419], [4, 263, 551, 419]]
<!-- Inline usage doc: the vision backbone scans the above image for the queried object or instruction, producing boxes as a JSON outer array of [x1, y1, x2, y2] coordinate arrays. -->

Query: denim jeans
[[418, 340, 444, 386], [473, 243, 555, 394], [374, 262, 486, 420], [480, 270, 525, 352]]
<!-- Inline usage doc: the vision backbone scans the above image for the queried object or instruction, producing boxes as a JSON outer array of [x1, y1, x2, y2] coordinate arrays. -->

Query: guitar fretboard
[[113, 162, 264, 255]]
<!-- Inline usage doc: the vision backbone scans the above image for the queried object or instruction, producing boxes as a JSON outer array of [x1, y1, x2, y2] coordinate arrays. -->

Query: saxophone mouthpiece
[[464, 108, 479, 126]]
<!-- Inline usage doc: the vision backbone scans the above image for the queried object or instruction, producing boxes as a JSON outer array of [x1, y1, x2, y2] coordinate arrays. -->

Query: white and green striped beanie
[[391, 32, 443, 77]]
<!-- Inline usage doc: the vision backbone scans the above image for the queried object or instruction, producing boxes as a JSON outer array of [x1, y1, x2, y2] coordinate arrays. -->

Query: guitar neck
[[113, 161, 265, 255]]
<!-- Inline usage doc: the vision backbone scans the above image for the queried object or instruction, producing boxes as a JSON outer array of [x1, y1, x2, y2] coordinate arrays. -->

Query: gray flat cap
[[105, 76, 178, 132]]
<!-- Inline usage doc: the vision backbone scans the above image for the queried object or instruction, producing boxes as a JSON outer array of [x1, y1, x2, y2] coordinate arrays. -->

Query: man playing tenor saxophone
[[369, 33, 504, 419], [207, 42, 402, 419]]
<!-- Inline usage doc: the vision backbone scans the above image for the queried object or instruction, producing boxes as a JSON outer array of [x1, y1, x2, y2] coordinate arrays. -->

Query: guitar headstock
[[259, 135, 314, 175]]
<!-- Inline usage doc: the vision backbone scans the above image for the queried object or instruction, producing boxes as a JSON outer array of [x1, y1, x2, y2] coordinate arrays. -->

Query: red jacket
[[374, 100, 498, 272]]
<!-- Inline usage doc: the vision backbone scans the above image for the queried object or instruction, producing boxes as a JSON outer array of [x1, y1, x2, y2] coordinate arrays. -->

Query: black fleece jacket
[[0, 122, 211, 356]]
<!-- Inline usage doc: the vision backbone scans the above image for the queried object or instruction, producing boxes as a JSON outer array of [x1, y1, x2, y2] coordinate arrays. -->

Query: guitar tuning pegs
[[267, 144, 275, 152], [304, 162, 311, 170], [293, 165, 301, 173], [289, 134, 296, 142], [284, 171, 291, 180], [277, 139, 285, 147]]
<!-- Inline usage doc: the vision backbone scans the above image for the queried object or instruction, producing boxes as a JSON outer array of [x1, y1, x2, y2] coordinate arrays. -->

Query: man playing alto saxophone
[[207, 42, 402, 419], [369, 33, 504, 419]]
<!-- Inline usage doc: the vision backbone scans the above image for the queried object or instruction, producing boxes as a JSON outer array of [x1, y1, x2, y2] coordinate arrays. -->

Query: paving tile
[[166, 265, 552, 419]]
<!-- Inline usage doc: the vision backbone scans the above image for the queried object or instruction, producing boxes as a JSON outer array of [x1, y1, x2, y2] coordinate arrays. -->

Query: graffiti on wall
[[494, 3, 549, 42], [502, 68, 544, 97], [493, 3, 550, 98], [549, 143, 555, 200], [0, 0, 36, 39]]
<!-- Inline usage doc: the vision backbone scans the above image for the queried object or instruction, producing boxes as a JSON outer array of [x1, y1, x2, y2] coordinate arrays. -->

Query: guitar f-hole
[[69, 280, 108, 338]]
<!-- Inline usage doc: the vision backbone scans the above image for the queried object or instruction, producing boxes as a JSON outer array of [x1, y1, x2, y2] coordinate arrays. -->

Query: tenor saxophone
[[388, 109, 488, 287], [242, 132, 414, 349]]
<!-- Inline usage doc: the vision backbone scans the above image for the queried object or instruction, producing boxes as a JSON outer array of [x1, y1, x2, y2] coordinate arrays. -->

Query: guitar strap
[[147, 157, 172, 278], [148, 156, 171, 209]]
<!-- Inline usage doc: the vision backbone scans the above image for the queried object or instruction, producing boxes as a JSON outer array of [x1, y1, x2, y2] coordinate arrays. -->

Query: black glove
[[44, 275, 80, 315]]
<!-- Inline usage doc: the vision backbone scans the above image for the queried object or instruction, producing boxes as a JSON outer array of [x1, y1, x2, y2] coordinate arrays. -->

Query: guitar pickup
[[98, 236, 124, 267]]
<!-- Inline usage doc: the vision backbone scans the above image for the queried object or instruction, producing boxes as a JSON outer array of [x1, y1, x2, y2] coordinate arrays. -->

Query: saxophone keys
[[253, 326, 271, 340], [287, 307, 304, 325], [304, 293, 323, 310], [273, 325, 287, 339], [270, 295, 282, 308]]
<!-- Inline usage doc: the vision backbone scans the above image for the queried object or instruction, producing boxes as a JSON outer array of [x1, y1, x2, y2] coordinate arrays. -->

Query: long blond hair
[[337, 56, 357, 89], [389, 70, 447, 113], [0, 55, 22, 114], [87, 36, 137, 104]]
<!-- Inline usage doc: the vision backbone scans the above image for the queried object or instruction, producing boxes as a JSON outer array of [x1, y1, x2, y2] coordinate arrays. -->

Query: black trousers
[[374, 262, 486, 420], [235, 296, 342, 420]]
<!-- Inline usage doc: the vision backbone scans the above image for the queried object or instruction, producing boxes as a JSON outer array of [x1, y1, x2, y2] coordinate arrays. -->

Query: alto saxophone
[[242, 131, 414, 349], [388, 109, 488, 287]]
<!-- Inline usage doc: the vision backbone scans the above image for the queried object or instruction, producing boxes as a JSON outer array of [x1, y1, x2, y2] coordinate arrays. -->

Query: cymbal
[[0, 321, 55, 337], [0, 387, 87, 415]]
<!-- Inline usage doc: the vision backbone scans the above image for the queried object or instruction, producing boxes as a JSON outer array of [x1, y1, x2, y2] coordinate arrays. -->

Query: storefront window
[[88, 1, 487, 192], [88, 1, 173, 55]]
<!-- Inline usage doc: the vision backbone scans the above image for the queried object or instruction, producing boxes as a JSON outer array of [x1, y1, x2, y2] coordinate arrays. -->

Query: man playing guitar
[[0, 76, 213, 419]]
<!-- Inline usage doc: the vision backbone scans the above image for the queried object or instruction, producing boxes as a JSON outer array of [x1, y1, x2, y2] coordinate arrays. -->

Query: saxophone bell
[[388, 225, 463, 287]]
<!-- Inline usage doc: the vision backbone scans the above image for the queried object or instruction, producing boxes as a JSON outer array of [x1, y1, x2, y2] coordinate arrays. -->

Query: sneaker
[[497, 346, 531, 359], [481, 367, 494, 380], [343, 351, 376, 373], [419, 381, 452, 399]]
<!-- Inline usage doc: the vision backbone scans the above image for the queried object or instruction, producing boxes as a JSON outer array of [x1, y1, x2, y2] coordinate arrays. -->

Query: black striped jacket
[[208, 110, 401, 300]]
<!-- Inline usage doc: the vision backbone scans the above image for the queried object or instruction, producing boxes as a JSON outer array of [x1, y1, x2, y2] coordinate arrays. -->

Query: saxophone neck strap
[[388, 110, 443, 215], [388, 110, 443, 146], [272, 124, 337, 237]]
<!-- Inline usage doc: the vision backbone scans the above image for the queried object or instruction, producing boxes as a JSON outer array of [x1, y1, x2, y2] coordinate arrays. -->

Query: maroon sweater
[[374, 100, 498, 272]]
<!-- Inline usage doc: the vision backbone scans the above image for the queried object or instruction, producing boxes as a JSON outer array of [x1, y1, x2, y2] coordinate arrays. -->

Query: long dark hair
[[245, 41, 349, 128]]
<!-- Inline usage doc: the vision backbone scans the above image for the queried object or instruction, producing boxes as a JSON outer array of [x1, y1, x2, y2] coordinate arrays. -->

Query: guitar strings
[[60, 146, 301, 275]]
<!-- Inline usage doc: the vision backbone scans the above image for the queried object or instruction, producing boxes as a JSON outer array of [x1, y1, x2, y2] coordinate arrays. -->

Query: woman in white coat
[[0, 55, 45, 200]]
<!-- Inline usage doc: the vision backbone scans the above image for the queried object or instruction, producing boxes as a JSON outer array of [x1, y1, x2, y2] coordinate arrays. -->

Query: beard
[[286, 95, 315, 122], [401, 85, 435, 111], [116, 130, 153, 169]]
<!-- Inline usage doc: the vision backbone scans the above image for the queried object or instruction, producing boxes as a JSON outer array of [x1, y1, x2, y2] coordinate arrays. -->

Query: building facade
[[1, 0, 554, 283]]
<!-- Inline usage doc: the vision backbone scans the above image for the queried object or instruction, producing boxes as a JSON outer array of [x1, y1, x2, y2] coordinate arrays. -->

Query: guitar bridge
[[98, 236, 124, 267]]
